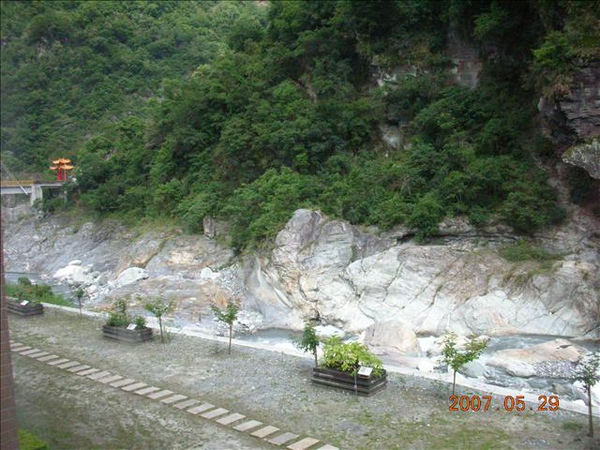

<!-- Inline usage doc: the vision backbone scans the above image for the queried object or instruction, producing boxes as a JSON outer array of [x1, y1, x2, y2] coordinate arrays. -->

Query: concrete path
[[10, 340, 338, 450]]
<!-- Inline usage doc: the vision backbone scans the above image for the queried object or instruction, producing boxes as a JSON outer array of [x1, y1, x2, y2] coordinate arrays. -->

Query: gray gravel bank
[[8, 306, 599, 450]]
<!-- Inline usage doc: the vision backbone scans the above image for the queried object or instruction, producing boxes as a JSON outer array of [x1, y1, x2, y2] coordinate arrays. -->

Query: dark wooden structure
[[102, 325, 153, 343], [312, 367, 387, 396], [7, 299, 44, 317]]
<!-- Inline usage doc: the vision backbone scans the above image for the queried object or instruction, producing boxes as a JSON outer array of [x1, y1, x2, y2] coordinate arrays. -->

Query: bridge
[[0, 180, 64, 205]]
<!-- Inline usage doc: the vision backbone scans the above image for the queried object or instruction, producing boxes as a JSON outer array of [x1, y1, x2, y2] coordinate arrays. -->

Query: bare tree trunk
[[588, 385, 594, 437], [313, 349, 318, 368], [228, 322, 233, 354], [452, 370, 457, 397], [159, 316, 164, 344]]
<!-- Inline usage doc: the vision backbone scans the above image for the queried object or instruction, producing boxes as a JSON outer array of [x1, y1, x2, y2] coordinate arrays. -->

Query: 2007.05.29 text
[[449, 394, 560, 412]]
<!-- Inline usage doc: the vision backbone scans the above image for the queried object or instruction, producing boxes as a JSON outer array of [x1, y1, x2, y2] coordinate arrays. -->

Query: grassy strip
[[19, 429, 49, 450], [5, 278, 73, 307]]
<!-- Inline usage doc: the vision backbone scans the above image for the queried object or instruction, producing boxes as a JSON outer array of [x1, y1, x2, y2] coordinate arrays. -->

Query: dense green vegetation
[[2, 1, 598, 250]]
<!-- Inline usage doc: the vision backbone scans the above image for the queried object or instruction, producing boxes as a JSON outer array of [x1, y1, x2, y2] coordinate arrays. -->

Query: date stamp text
[[449, 394, 560, 412]]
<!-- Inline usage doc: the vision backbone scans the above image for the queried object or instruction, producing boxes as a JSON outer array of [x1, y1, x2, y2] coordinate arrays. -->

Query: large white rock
[[361, 320, 421, 355], [487, 339, 587, 378], [489, 339, 586, 365], [53, 263, 94, 285], [113, 267, 149, 288]]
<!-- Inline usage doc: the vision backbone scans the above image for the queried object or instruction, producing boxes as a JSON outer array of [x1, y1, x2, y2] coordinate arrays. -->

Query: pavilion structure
[[49, 158, 74, 181]]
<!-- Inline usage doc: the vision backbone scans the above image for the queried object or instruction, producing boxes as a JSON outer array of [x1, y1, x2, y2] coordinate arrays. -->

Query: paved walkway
[[10, 340, 338, 450]]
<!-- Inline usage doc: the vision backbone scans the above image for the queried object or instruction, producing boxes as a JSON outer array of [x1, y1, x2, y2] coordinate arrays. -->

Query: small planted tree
[[442, 333, 488, 397], [573, 351, 600, 437], [295, 321, 320, 367], [211, 301, 239, 354], [145, 298, 175, 343], [74, 287, 85, 317]]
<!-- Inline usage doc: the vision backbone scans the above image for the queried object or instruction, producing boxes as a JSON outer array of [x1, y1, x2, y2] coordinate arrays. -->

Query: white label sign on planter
[[358, 366, 373, 378], [20, 300, 29, 306], [127, 324, 138, 330]]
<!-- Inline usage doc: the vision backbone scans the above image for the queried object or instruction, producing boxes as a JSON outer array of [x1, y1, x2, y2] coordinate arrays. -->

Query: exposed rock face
[[243, 209, 599, 339], [3, 212, 234, 318], [558, 61, 600, 142], [447, 32, 482, 89], [3, 208, 599, 342], [562, 138, 600, 179], [539, 61, 600, 178]]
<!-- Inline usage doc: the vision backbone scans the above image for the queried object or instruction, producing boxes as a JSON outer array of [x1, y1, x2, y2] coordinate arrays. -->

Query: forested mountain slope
[[1, 0, 598, 250]]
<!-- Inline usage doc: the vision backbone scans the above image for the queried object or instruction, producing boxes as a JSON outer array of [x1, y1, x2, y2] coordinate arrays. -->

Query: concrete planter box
[[312, 367, 387, 396], [7, 299, 44, 317], [102, 325, 153, 343]]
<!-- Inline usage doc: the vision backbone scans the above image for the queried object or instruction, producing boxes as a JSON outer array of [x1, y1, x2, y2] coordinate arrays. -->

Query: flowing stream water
[[5, 271, 597, 402]]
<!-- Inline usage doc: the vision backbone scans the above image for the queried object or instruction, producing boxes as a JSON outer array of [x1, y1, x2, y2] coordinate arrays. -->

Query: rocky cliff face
[[243, 209, 599, 340], [3, 206, 599, 342], [540, 60, 600, 179]]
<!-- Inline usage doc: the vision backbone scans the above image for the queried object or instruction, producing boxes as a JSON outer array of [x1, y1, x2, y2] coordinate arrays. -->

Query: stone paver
[[77, 368, 101, 376], [11, 343, 336, 450], [201, 407, 229, 419], [187, 403, 215, 415], [10, 343, 27, 350], [161, 394, 188, 405], [134, 386, 161, 396], [268, 432, 299, 446], [122, 382, 148, 392], [88, 370, 112, 380], [10, 347, 27, 352], [251, 426, 280, 438], [173, 399, 200, 410], [14, 346, 33, 352], [234, 420, 263, 432], [110, 378, 136, 388], [287, 437, 320, 450], [37, 355, 60, 362], [24, 350, 49, 358], [68, 364, 91, 373], [216, 413, 246, 425], [47, 358, 70, 366], [57, 361, 81, 369], [20, 348, 42, 356], [147, 390, 173, 400], [97, 374, 123, 384]]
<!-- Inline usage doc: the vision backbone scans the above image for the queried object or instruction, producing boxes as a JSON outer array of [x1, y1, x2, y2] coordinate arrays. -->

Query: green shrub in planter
[[322, 337, 384, 376], [105, 299, 146, 328]]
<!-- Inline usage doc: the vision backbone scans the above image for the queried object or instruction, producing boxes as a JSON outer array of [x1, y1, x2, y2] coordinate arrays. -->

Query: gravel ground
[[8, 307, 600, 450]]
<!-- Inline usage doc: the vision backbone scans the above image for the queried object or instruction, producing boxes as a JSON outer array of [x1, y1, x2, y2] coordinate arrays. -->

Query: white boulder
[[53, 262, 95, 286], [361, 320, 421, 356], [113, 267, 149, 288]]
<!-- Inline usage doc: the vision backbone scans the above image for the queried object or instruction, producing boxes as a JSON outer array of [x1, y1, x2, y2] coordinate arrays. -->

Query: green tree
[[442, 333, 488, 397], [145, 298, 175, 344], [408, 192, 444, 240], [74, 287, 85, 318], [295, 321, 320, 367], [573, 352, 600, 437], [211, 301, 239, 355]]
